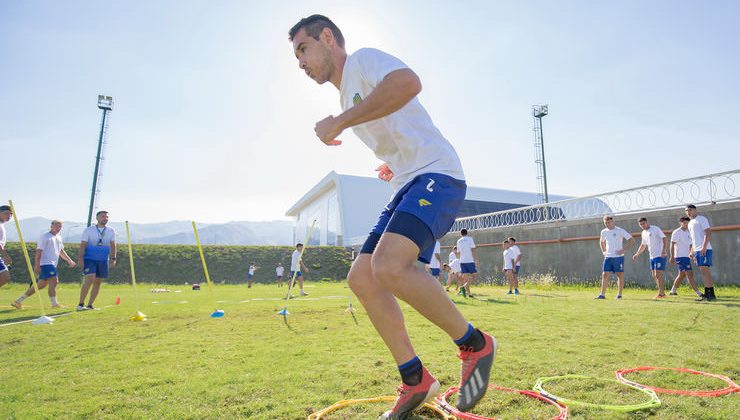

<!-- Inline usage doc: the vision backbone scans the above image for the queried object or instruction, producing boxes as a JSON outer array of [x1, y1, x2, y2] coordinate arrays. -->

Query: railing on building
[[451, 169, 740, 232]]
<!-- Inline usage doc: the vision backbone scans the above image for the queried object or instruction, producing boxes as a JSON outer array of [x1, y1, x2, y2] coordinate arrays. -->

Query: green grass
[[1, 282, 738, 419]]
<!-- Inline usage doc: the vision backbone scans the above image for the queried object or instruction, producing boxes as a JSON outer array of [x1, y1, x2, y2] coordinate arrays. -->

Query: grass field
[[1, 281, 738, 419]]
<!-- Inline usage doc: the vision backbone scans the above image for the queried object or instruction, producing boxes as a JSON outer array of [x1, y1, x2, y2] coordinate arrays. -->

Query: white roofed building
[[285, 171, 570, 247]]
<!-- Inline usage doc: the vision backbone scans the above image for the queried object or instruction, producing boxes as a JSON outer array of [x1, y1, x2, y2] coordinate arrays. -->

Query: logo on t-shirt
[[418, 199, 432, 207], [353, 93, 362, 106]]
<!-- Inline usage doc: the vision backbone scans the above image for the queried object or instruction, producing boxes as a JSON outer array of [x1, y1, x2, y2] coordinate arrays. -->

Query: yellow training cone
[[130, 311, 147, 322]]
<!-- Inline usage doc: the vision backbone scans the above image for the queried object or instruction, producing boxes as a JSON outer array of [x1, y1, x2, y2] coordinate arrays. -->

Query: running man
[[632, 217, 668, 298], [445, 246, 460, 292], [247, 263, 259, 288], [289, 15, 495, 417], [77, 211, 116, 311], [290, 243, 309, 296], [457, 229, 478, 293], [596, 215, 635, 300], [685, 204, 716, 301], [12, 220, 76, 309], [508, 237, 522, 294], [668, 216, 703, 298], [0, 205, 13, 288], [276, 263, 285, 287], [428, 240, 443, 285]]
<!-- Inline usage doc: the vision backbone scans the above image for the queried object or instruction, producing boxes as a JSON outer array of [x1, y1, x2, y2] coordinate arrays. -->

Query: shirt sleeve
[[700, 216, 711, 230], [355, 48, 409, 87], [37, 235, 45, 250], [657, 228, 666, 239], [621, 229, 632, 240], [110, 229, 116, 242]]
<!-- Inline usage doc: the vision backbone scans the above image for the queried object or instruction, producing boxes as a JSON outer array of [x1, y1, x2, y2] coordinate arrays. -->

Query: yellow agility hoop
[[307, 396, 453, 420]]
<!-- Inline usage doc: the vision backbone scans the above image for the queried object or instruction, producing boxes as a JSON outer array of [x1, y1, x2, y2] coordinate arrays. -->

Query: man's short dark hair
[[679, 216, 690, 222], [460, 229, 468, 235], [603, 215, 614, 221], [502, 240, 509, 244], [0, 205, 10, 212], [289, 14, 345, 48], [638, 217, 648, 223], [508, 237, 517, 243], [685, 204, 697, 210], [296, 243, 303, 248], [96, 210, 108, 217]]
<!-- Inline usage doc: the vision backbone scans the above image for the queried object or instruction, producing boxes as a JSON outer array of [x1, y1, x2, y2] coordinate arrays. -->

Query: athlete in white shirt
[[685, 204, 716, 301], [668, 217, 703, 297], [502, 240, 517, 295], [508, 237, 522, 295], [456, 229, 479, 296], [290, 15, 494, 416], [596, 216, 635, 299], [632, 218, 668, 298], [290, 243, 310, 296], [276, 263, 285, 287], [77, 211, 116, 311], [426, 241, 443, 284], [247, 263, 259, 289], [446, 246, 459, 291], [0, 205, 14, 288], [12, 220, 76, 309]]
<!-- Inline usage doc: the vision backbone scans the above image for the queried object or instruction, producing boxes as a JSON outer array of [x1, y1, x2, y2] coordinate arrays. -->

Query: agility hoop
[[436, 386, 568, 420], [616, 366, 740, 397], [307, 396, 453, 420], [533, 374, 660, 412]]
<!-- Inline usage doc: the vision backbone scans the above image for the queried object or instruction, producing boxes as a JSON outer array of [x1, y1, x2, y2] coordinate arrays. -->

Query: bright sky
[[2, 1, 738, 223]]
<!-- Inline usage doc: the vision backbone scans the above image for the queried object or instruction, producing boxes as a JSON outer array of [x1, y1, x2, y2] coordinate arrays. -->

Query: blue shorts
[[695, 250, 713, 267], [290, 270, 302, 278], [430, 268, 441, 277], [515, 265, 521, 274], [248, 273, 254, 280], [361, 173, 466, 264], [675, 257, 692, 272], [603, 257, 625, 273], [277, 275, 283, 279], [460, 262, 477, 274], [38, 264, 58, 280], [0, 256, 6, 273], [83, 259, 109, 279], [650, 257, 666, 271]]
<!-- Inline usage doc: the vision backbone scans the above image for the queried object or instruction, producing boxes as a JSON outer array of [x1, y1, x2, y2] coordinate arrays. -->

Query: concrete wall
[[441, 201, 739, 286]]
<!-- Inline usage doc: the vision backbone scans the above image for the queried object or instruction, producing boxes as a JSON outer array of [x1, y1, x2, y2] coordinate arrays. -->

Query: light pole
[[87, 95, 113, 227], [532, 104, 549, 203]]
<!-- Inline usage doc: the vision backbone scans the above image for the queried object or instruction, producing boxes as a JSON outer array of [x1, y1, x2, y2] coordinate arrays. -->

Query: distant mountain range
[[4, 218, 295, 246]]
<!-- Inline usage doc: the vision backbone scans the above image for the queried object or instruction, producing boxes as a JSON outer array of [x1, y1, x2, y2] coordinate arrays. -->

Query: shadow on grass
[[0, 311, 74, 326]]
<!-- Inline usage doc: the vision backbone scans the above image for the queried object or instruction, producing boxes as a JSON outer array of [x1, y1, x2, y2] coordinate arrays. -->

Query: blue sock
[[398, 356, 423, 386], [454, 323, 485, 351], [454, 324, 475, 346]]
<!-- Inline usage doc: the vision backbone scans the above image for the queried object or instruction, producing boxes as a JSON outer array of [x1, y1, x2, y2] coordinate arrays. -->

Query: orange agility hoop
[[307, 396, 453, 419], [436, 386, 568, 420], [616, 366, 740, 397]]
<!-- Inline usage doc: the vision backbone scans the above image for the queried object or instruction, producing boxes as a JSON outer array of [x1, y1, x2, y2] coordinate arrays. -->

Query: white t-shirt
[[248, 265, 256, 275], [448, 251, 456, 264], [429, 241, 442, 269], [503, 248, 515, 270], [671, 228, 692, 258], [0, 222, 6, 247], [509, 245, 522, 266], [456, 236, 476, 263], [340, 48, 465, 192], [450, 258, 461, 273], [600, 226, 632, 258], [81, 225, 116, 261], [276, 266, 284, 276], [37, 231, 64, 266], [688, 215, 712, 251], [291, 250, 302, 271], [641, 225, 666, 259]]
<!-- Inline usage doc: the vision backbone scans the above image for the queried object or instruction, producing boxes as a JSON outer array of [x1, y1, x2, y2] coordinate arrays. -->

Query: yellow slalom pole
[[125, 222, 146, 321], [8, 200, 52, 324], [279, 219, 317, 317], [192, 221, 222, 317]]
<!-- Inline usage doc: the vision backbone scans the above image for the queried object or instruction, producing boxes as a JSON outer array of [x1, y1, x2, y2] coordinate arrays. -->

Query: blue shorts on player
[[0, 256, 7, 273], [695, 250, 713, 267], [360, 173, 466, 264], [602, 256, 625, 273], [83, 259, 109, 279], [675, 257, 692, 272], [38, 264, 58, 280], [514, 265, 521, 274], [650, 257, 666, 271], [247, 273, 254, 280], [460, 262, 477, 274], [290, 271, 302, 278], [430, 268, 441, 277]]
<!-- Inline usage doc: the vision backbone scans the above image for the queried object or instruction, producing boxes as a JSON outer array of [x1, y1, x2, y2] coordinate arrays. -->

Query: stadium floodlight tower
[[86, 95, 114, 227], [532, 104, 549, 204]]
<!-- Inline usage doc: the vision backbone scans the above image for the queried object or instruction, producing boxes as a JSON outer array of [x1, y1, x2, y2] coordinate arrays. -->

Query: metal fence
[[451, 169, 740, 232]]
